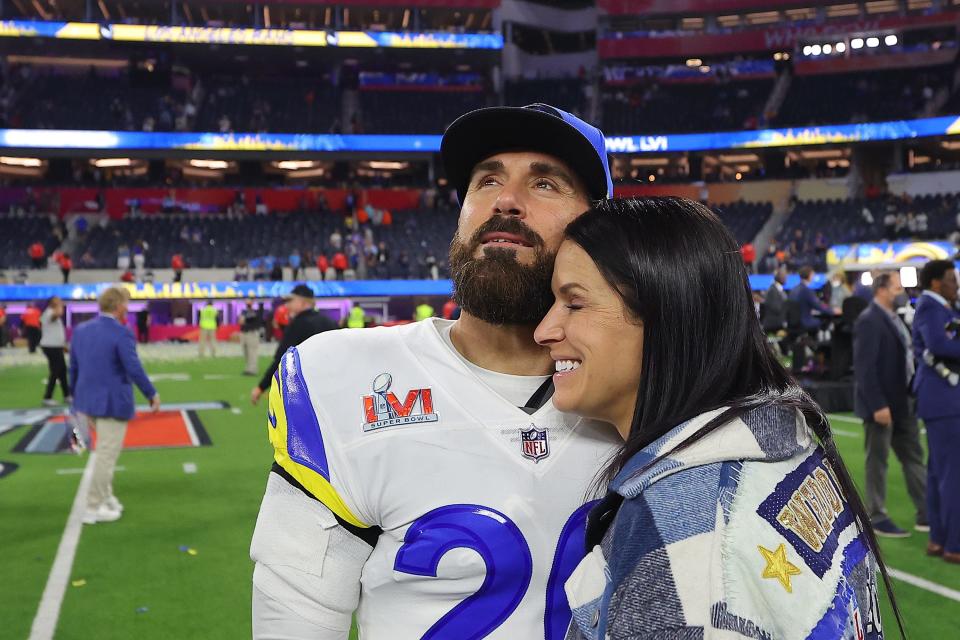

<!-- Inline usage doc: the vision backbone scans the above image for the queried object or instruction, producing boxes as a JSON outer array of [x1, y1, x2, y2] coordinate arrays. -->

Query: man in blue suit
[[790, 266, 837, 331], [854, 272, 927, 537], [913, 259, 960, 563], [789, 266, 838, 372], [70, 287, 160, 524]]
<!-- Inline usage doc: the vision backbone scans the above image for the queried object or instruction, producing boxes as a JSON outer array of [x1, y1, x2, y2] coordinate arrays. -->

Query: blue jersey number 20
[[394, 502, 595, 640]]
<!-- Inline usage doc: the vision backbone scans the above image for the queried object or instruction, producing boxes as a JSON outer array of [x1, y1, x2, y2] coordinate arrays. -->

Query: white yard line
[[889, 567, 960, 603], [29, 452, 96, 640]]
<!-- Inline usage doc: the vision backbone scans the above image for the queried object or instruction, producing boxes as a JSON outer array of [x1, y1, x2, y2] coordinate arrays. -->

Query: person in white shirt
[[250, 104, 619, 639], [40, 296, 70, 406]]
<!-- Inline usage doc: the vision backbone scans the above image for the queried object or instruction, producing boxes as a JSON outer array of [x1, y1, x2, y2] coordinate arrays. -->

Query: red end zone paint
[[89, 410, 202, 449], [14, 409, 212, 454]]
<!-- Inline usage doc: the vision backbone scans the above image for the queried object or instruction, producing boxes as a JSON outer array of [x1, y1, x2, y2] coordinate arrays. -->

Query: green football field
[[2, 353, 958, 639]]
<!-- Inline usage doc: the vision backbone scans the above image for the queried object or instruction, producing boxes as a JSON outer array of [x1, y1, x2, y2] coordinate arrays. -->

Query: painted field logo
[[520, 426, 549, 463], [361, 373, 438, 432]]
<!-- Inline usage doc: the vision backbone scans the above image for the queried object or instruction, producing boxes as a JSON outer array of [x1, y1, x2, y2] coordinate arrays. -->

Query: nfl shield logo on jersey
[[520, 425, 549, 463]]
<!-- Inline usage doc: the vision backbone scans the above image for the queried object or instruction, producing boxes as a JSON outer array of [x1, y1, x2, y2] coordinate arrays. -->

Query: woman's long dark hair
[[566, 196, 905, 637]]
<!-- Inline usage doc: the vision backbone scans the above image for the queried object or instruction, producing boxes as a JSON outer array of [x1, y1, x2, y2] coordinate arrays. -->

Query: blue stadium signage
[[0, 20, 503, 49], [0, 276, 826, 301], [1, 115, 957, 154]]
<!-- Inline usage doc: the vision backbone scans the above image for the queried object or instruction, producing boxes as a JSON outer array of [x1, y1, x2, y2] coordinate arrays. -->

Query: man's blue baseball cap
[[441, 103, 613, 204]]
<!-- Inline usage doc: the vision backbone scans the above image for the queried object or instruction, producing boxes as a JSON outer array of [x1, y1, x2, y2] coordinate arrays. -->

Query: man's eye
[[478, 176, 499, 187], [534, 179, 556, 190]]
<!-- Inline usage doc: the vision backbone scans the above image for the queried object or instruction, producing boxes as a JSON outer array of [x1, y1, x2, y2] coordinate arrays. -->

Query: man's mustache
[[467, 216, 544, 251]]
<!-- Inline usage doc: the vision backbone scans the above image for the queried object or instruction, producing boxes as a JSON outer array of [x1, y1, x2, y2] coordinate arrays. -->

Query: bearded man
[[250, 104, 619, 640]]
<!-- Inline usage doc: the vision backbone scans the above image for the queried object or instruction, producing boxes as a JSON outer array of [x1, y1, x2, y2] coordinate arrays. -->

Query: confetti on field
[[136, 607, 149, 614], [71, 579, 86, 587], [187, 548, 198, 556], [182, 462, 197, 474], [178, 545, 189, 552], [231, 408, 242, 415]]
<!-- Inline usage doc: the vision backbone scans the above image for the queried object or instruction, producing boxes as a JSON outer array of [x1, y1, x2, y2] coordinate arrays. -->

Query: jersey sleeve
[[267, 344, 372, 529]]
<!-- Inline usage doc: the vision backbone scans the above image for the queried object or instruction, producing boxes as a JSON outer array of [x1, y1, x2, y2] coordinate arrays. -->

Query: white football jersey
[[267, 318, 620, 640]]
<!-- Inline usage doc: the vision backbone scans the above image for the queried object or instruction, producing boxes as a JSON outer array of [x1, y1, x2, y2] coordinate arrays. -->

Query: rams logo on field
[[361, 373, 439, 432]]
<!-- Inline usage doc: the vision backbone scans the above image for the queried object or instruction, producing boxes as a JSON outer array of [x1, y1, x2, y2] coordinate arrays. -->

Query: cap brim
[[441, 107, 608, 204]]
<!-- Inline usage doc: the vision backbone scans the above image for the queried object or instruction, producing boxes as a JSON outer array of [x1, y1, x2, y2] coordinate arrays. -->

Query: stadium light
[[810, 44, 822, 55], [274, 160, 317, 170], [686, 58, 702, 67], [851, 37, 864, 49], [0, 156, 42, 167], [802, 45, 812, 56], [823, 43, 832, 54], [699, 65, 711, 73], [367, 161, 409, 170], [900, 266, 918, 289], [885, 34, 898, 46], [189, 159, 229, 170], [866, 37, 880, 47], [861, 272, 873, 287], [836, 42, 846, 53], [92, 158, 132, 168]]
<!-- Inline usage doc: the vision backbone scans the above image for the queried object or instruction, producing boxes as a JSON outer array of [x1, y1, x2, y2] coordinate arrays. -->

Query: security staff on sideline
[[413, 299, 435, 322], [199, 300, 218, 357], [345, 303, 366, 329], [250, 285, 338, 405], [912, 259, 960, 563]]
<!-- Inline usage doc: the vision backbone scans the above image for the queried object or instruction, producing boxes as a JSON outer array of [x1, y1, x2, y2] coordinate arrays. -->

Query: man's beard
[[448, 216, 555, 325]]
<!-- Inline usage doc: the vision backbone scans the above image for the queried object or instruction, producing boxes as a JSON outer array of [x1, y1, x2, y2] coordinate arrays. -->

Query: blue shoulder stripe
[[280, 347, 330, 481]]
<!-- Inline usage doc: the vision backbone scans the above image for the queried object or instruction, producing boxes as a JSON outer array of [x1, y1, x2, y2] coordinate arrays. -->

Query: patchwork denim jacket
[[565, 405, 883, 640]]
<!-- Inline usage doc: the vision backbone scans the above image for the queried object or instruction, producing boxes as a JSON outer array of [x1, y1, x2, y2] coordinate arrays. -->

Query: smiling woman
[[539, 196, 906, 640]]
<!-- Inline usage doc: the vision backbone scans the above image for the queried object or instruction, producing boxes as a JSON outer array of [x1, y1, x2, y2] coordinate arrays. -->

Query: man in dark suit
[[762, 268, 788, 333], [913, 259, 960, 562], [250, 284, 339, 406], [788, 266, 837, 372], [854, 272, 927, 538], [70, 287, 160, 524], [789, 266, 836, 331]]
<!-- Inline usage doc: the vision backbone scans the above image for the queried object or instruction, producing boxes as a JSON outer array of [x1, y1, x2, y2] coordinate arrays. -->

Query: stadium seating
[[712, 200, 773, 245], [357, 90, 488, 134], [504, 78, 587, 116], [774, 66, 953, 127], [33, 207, 458, 278], [601, 78, 772, 134], [0, 214, 56, 270], [775, 193, 960, 270]]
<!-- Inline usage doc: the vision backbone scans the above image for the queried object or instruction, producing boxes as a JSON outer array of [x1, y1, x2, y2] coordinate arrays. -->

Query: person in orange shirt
[[22, 303, 42, 353], [332, 252, 348, 280], [58, 253, 73, 284], [272, 303, 290, 341], [171, 253, 185, 283], [28, 242, 46, 269], [315, 254, 329, 280]]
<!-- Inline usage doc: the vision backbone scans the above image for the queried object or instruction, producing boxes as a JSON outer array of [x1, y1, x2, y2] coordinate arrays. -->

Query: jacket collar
[[922, 290, 950, 309], [611, 403, 811, 499]]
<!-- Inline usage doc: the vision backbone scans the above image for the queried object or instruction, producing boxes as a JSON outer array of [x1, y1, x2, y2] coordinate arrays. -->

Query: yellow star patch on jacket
[[758, 543, 801, 593]]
